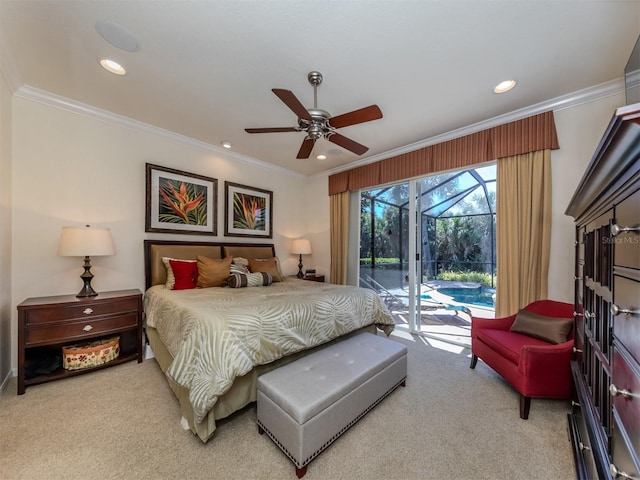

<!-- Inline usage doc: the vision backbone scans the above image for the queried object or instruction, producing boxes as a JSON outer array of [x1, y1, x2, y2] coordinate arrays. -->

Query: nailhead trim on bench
[[257, 376, 406, 469]]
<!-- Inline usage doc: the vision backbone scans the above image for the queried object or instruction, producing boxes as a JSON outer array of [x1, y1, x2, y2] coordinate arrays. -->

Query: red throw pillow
[[169, 259, 198, 290]]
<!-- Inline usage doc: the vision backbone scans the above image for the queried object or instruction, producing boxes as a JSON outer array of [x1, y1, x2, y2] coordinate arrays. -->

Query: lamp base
[[297, 254, 304, 279], [77, 256, 99, 298]]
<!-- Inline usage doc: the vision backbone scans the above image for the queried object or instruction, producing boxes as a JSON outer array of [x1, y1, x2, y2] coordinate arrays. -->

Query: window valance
[[328, 111, 559, 195]]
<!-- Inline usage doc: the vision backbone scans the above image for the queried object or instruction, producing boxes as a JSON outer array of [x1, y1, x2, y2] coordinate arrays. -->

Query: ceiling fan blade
[[245, 127, 298, 133], [328, 133, 369, 155], [296, 137, 316, 159], [272, 89, 313, 121], [329, 105, 383, 129]]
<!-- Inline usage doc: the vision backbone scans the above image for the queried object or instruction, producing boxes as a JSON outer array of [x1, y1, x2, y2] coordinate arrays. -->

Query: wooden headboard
[[144, 240, 276, 290]]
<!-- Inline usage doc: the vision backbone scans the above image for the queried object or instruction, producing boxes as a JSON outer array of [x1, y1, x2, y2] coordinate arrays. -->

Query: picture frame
[[224, 181, 273, 238], [145, 163, 217, 235]]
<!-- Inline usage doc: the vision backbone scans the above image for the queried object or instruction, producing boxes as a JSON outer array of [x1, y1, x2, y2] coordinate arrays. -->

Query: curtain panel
[[495, 150, 552, 317], [328, 111, 558, 195], [329, 191, 349, 285]]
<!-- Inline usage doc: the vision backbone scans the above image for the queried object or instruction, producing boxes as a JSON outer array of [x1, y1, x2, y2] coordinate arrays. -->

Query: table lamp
[[58, 225, 115, 297], [291, 239, 312, 279]]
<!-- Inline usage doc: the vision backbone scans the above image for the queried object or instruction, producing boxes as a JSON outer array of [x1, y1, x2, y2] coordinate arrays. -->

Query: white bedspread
[[144, 278, 394, 423]]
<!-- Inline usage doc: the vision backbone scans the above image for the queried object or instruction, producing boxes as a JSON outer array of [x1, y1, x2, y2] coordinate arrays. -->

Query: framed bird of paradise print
[[224, 181, 273, 238], [145, 163, 217, 235]]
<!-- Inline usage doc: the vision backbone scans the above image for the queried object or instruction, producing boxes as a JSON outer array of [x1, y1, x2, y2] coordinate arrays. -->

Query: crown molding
[[8, 71, 624, 182], [12, 85, 306, 179], [318, 77, 625, 179]]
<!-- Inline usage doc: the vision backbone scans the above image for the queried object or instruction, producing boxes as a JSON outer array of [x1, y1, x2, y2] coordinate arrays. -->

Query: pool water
[[423, 287, 495, 308]]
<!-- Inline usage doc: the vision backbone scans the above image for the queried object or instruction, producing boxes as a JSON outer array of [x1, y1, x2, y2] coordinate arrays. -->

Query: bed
[[143, 240, 395, 442]]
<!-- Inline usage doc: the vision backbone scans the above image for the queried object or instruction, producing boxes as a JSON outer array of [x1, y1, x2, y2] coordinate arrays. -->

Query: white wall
[[548, 93, 625, 302], [9, 97, 310, 372], [307, 93, 627, 304], [0, 62, 13, 389]]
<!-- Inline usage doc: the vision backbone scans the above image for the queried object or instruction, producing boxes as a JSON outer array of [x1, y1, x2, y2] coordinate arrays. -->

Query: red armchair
[[470, 300, 575, 419]]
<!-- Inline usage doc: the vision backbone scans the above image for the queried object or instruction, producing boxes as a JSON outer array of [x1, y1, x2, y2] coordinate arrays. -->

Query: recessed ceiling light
[[99, 58, 126, 75], [221, 141, 232, 149], [316, 154, 327, 160], [494, 80, 516, 94]]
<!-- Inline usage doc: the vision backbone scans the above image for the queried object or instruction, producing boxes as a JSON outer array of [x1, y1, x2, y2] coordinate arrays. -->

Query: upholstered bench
[[257, 332, 407, 478]]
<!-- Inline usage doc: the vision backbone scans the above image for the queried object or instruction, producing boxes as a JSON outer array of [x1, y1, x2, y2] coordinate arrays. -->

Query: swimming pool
[[423, 286, 495, 308]]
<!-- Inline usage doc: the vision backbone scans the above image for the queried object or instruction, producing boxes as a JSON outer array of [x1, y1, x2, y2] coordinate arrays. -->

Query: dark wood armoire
[[565, 103, 640, 480]]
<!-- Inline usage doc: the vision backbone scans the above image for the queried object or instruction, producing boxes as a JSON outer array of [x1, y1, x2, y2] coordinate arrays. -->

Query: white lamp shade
[[57, 226, 115, 257], [291, 239, 312, 255]]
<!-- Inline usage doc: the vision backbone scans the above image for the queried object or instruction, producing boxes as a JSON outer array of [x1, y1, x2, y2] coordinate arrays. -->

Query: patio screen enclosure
[[359, 164, 496, 293]]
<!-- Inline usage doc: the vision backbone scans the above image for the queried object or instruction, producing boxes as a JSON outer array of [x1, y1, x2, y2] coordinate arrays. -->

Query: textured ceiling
[[1, 1, 639, 176]]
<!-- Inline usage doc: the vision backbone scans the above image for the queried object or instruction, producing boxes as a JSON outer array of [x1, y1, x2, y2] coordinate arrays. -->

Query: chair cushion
[[476, 328, 551, 365], [509, 309, 573, 344]]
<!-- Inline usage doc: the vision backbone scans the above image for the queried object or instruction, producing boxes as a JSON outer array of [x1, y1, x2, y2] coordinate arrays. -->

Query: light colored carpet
[[0, 330, 574, 480]]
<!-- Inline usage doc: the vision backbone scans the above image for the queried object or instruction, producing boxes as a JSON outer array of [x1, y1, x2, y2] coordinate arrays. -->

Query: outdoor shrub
[[436, 270, 495, 287]]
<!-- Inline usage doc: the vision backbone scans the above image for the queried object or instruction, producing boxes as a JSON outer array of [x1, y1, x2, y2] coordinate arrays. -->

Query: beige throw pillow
[[248, 257, 283, 282], [196, 255, 233, 288], [510, 309, 573, 344]]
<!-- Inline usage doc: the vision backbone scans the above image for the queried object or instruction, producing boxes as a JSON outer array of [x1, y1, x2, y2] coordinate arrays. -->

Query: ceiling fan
[[245, 71, 383, 159]]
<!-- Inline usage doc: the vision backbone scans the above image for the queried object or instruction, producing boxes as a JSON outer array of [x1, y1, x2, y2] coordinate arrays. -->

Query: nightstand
[[17, 289, 143, 394], [303, 275, 325, 283]]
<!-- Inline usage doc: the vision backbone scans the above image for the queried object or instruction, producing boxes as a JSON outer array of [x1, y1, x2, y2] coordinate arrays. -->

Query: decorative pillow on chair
[[162, 257, 197, 290], [510, 310, 574, 344], [227, 272, 273, 288], [168, 259, 198, 290], [248, 257, 283, 282], [196, 255, 233, 288]]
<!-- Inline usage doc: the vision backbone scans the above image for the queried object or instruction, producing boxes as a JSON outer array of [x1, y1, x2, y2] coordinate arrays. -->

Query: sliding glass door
[[359, 164, 497, 334], [359, 181, 422, 331]]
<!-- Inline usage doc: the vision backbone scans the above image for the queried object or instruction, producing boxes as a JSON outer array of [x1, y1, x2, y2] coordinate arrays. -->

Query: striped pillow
[[230, 263, 250, 275], [227, 272, 273, 288]]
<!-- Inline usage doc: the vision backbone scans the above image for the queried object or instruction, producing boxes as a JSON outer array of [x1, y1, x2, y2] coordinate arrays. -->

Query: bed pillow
[[248, 257, 283, 282], [230, 258, 250, 275], [509, 310, 573, 344], [162, 257, 197, 290], [196, 255, 233, 288], [227, 271, 273, 288], [232, 257, 250, 268], [168, 259, 198, 290]]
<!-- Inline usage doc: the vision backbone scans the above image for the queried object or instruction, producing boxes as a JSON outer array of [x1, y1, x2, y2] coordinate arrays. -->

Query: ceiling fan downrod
[[308, 71, 323, 109]]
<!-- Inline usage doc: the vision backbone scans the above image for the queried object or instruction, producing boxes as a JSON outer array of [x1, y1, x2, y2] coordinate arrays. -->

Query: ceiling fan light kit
[[245, 71, 383, 159]]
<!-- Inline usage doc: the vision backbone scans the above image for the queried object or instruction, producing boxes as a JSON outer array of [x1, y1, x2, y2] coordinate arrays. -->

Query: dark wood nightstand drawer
[[303, 275, 325, 283], [26, 313, 139, 346], [22, 297, 139, 324]]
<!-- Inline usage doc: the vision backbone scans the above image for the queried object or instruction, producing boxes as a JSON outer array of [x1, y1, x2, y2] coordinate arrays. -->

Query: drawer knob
[[584, 310, 595, 319], [610, 463, 639, 480], [609, 383, 638, 399], [574, 311, 583, 317], [571, 400, 580, 407], [610, 304, 638, 317], [573, 347, 583, 354], [82, 325, 93, 332], [610, 223, 640, 237], [578, 441, 590, 452], [83, 308, 94, 315]]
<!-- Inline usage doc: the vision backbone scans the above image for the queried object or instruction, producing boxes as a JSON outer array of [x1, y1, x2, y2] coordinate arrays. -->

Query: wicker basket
[[62, 336, 120, 370]]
